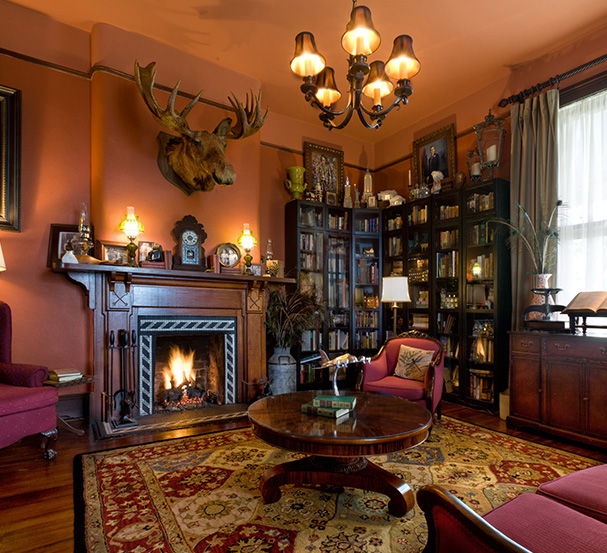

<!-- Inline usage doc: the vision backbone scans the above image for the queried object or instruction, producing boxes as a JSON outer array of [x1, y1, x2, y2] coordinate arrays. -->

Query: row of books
[[386, 215, 403, 231], [438, 204, 459, 220], [301, 330, 322, 352], [355, 259, 379, 284], [327, 278, 349, 309], [468, 369, 494, 401], [355, 330, 379, 349], [355, 309, 378, 328], [408, 205, 428, 225], [354, 217, 379, 233], [300, 252, 322, 271], [437, 313, 458, 334], [327, 329, 349, 351], [411, 313, 429, 330], [328, 212, 348, 230], [436, 251, 459, 278], [438, 229, 459, 249], [466, 191, 495, 213], [300, 208, 323, 228], [299, 232, 322, 251], [468, 253, 494, 279], [468, 223, 495, 246], [440, 335, 460, 358], [386, 236, 403, 257]]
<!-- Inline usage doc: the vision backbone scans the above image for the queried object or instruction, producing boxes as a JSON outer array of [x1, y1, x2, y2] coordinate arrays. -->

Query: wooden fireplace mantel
[[53, 262, 295, 422]]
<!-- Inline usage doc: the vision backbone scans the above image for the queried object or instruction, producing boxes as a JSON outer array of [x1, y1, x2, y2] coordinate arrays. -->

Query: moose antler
[[133, 60, 268, 195], [134, 61, 203, 140], [225, 91, 269, 140]]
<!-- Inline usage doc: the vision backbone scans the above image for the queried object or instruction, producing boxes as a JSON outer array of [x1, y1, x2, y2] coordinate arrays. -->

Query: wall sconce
[[381, 276, 411, 335], [473, 110, 506, 179], [0, 241, 6, 272], [238, 224, 257, 274], [467, 149, 482, 183], [119, 206, 144, 266]]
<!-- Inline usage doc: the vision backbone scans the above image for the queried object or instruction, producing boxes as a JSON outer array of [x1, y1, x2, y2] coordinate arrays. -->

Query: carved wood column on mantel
[[52, 263, 295, 422]]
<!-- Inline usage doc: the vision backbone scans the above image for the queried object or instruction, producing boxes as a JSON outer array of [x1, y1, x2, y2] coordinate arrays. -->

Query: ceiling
[[7, 0, 607, 142]]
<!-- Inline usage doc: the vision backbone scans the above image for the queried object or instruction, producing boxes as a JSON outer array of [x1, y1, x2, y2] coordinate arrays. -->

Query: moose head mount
[[134, 60, 268, 195]]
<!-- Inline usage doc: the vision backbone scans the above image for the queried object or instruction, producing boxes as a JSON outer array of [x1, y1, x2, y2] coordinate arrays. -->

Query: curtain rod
[[498, 52, 607, 108]]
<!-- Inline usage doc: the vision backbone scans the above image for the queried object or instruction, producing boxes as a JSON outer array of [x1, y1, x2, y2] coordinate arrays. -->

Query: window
[[557, 87, 607, 304]]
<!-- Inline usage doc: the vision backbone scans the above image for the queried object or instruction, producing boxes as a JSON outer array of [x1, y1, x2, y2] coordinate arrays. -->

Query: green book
[[301, 401, 351, 419], [313, 395, 356, 409]]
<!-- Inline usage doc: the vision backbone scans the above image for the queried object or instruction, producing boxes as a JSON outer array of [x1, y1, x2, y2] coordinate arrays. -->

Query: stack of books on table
[[301, 394, 356, 419], [47, 370, 83, 384]]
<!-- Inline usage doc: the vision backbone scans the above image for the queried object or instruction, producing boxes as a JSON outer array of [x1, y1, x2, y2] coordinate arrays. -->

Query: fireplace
[[138, 316, 237, 416], [55, 264, 294, 423]]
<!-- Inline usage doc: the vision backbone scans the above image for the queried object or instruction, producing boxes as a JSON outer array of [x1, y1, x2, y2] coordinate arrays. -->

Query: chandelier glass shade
[[290, 1, 420, 130]]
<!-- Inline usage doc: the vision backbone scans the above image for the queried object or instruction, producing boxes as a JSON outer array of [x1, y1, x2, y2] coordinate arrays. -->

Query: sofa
[[0, 300, 58, 459], [417, 463, 607, 553]]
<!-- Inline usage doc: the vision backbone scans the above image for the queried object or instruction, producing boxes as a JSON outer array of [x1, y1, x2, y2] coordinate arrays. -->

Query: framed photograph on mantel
[[304, 142, 345, 204], [412, 124, 456, 188]]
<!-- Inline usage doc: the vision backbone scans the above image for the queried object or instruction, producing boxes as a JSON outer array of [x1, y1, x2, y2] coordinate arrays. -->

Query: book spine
[[313, 399, 356, 409], [301, 404, 349, 418]]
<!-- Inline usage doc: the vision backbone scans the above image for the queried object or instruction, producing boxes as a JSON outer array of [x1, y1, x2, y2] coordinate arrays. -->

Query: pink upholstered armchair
[[0, 301, 58, 459], [362, 330, 444, 416]]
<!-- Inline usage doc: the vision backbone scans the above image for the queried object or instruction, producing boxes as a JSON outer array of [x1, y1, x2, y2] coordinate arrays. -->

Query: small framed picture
[[138, 241, 156, 263], [95, 240, 128, 264], [367, 196, 377, 208], [249, 263, 263, 276], [47, 224, 95, 267], [326, 191, 337, 206], [216, 243, 241, 268]]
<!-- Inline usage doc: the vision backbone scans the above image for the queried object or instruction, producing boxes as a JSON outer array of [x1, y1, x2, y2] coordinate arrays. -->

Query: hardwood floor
[[1, 402, 605, 553]]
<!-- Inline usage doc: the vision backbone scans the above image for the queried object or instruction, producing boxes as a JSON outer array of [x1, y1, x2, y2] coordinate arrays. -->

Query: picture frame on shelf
[[47, 224, 95, 267], [95, 240, 128, 264], [412, 124, 456, 188], [138, 240, 156, 263], [0, 85, 21, 232], [303, 141, 345, 204], [216, 242, 241, 268]]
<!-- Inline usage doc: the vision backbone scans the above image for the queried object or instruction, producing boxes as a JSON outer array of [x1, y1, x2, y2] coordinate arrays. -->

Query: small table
[[43, 375, 95, 436], [248, 391, 432, 517]]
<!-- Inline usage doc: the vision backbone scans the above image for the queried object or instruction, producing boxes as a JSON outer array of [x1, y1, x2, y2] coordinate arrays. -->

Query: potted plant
[[265, 287, 325, 395]]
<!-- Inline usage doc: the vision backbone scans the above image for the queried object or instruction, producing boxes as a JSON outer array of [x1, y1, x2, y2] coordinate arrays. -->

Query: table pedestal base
[[260, 455, 413, 517]]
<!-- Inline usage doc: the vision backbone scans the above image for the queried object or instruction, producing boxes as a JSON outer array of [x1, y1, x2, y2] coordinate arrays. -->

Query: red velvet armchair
[[362, 330, 444, 416], [0, 301, 58, 458]]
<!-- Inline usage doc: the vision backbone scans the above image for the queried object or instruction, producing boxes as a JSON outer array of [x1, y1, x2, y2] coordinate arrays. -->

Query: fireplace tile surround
[[54, 263, 295, 423]]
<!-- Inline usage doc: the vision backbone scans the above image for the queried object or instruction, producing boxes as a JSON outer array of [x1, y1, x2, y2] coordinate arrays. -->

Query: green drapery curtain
[[509, 89, 559, 329]]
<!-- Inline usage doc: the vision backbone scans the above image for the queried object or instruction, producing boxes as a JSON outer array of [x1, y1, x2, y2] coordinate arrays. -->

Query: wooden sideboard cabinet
[[508, 331, 607, 448]]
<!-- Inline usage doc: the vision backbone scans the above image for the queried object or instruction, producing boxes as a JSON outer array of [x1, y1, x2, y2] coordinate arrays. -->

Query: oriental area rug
[[76, 417, 599, 553]]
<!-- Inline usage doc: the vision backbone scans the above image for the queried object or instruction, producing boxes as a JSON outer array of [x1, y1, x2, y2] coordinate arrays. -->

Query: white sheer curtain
[[557, 89, 607, 304]]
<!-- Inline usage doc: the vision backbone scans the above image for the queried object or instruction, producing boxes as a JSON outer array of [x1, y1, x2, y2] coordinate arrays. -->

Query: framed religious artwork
[[0, 85, 21, 232], [412, 124, 456, 188], [304, 142, 345, 204]]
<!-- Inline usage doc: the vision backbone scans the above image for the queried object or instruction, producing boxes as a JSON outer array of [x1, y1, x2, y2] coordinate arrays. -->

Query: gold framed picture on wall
[[304, 142, 345, 204], [412, 124, 456, 188]]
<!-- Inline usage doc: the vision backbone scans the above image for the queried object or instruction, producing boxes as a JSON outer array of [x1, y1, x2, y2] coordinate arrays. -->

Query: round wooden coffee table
[[248, 390, 432, 517]]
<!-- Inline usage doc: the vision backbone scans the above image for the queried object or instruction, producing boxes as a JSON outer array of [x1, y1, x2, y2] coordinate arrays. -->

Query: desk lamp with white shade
[[381, 276, 411, 335]]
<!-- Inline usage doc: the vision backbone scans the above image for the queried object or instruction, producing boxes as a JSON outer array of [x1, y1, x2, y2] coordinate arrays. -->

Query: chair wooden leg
[[40, 428, 58, 459]]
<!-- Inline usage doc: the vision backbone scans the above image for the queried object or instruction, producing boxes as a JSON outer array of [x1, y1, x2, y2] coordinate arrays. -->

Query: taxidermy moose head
[[134, 60, 268, 195]]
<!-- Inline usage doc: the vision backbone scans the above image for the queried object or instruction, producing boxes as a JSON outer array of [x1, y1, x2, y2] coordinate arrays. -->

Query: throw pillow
[[393, 344, 435, 381]]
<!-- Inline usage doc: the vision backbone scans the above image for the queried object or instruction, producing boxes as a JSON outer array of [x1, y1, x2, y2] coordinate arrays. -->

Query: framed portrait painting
[[412, 124, 456, 187], [304, 142, 345, 203], [0, 85, 21, 232]]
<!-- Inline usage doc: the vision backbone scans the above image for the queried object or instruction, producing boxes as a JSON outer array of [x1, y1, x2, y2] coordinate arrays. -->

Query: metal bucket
[[267, 348, 297, 395]]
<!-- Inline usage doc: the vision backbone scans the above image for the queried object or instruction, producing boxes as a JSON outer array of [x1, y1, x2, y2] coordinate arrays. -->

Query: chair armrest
[[0, 362, 49, 387], [363, 355, 389, 385], [417, 485, 532, 553]]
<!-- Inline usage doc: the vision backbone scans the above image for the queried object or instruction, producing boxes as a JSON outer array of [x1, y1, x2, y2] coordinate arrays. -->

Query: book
[[301, 401, 351, 419], [562, 291, 607, 315], [48, 370, 82, 382], [313, 394, 357, 409]]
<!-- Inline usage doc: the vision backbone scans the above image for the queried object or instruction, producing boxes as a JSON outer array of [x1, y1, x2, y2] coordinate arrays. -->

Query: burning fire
[[164, 345, 195, 389]]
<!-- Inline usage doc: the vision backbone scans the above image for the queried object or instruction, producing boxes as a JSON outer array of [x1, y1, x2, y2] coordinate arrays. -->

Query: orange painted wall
[[1, 0, 605, 387]]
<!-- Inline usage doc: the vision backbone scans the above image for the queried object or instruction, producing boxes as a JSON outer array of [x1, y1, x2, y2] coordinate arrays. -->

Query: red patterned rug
[[76, 417, 599, 552]]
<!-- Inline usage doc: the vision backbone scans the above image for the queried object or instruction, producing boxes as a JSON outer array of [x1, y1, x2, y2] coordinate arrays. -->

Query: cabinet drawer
[[544, 337, 607, 362], [510, 335, 541, 354]]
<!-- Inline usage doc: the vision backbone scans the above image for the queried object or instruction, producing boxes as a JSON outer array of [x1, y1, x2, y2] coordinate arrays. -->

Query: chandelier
[[290, 0, 420, 131]]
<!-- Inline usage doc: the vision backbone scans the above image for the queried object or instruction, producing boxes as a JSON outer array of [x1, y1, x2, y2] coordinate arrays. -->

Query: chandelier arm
[[358, 95, 404, 119], [306, 92, 354, 117]]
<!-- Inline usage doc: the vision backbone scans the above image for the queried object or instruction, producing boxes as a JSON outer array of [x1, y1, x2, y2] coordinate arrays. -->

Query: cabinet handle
[[538, 389, 543, 393], [583, 397, 590, 402], [601, 347, 606, 356], [519, 340, 534, 348], [554, 343, 570, 351]]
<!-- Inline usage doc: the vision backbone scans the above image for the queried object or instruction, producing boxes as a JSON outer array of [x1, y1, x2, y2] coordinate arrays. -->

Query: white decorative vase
[[267, 347, 297, 395]]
